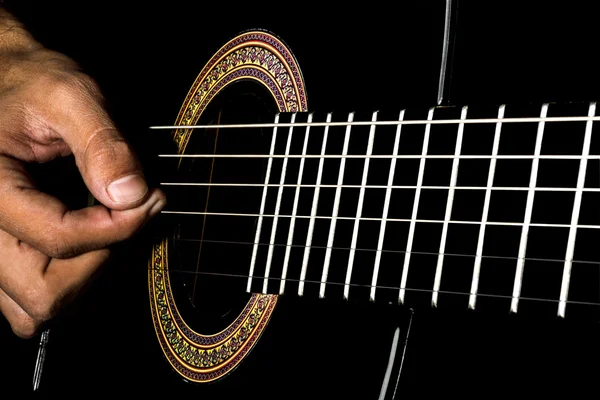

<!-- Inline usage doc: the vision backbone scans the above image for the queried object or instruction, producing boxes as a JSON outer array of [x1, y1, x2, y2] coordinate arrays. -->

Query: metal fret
[[342, 111, 378, 300], [280, 113, 313, 294], [558, 102, 597, 317], [510, 103, 549, 313], [262, 113, 296, 294], [399, 108, 435, 304], [165, 103, 600, 315], [298, 113, 332, 296], [247, 114, 279, 292], [469, 104, 505, 309], [369, 110, 404, 301], [319, 112, 354, 298], [432, 106, 467, 307]]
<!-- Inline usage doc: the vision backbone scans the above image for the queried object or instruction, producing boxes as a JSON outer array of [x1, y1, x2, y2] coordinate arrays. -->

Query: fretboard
[[159, 102, 600, 319]]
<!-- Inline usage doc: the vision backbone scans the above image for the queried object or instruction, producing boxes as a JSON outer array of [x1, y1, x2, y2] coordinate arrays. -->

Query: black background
[[1, 1, 600, 398]]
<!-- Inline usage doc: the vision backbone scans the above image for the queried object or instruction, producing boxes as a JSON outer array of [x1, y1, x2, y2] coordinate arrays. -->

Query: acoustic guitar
[[2, 1, 600, 398]]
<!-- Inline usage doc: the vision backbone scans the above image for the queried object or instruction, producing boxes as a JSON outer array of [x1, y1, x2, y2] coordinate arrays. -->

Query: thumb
[[45, 75, 150, 210], [76, 125, 149, 210]]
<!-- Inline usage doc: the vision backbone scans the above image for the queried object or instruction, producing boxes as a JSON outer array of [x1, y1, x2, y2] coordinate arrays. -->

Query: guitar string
[[153, 110, 600, 309], [190, 110, 221, 303], [160, 211, 600, 230], [149, 266, 600, 308], [149, 114, 600, 130], [161, 183, 600, 192], [171, 237, 600, 266], [159, 154, 600, 159]]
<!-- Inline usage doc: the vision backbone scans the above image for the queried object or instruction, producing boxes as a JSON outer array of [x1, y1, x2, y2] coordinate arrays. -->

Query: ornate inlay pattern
[[150, 241, 277, 381], [149, 31, 307, 383], [172, 31, 308, 154]]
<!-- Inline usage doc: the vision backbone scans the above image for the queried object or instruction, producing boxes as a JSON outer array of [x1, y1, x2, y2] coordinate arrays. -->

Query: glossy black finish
[[1, 1, 600, 398]]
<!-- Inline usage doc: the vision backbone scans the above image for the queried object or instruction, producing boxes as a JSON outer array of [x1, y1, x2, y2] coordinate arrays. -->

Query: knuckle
[[11, 313, 42, 339], [22, 285, 57, 323], [46, 71, 98, 97], [42, 71, 103, 111], [36, 227, 72, 259]]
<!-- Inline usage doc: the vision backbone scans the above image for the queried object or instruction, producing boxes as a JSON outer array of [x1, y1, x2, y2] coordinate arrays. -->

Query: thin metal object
[[437, 0, 457, 105], [432, 105, 467, 307], [510, 103, 549, 313], [469, 104, 505, 309], [150, 114, 600, 130], [369, 110, 404, 301], [378, 327, 401, 400], [159, 154, 600, 160], [191, 112, 221, 303], [558, 101, 596, 317], [319, 112, 354, 298], [33, 329, 50, 391], [161, 182, 600, 193], [246, 114, 279, 292], [390, 310, 414, 400], [280, 113, 312, 294], [161, 210, 600, 230], [399, 108, 434, 304], [343, 111, 377, 300], [160, 268, 600, 308], [262, 113, 296, 294], [298, 113, 331, 296], [175, 236, 600, 267]]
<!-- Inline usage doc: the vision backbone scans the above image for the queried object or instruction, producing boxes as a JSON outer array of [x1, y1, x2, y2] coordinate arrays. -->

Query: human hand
[[0, 9, 166, 338]]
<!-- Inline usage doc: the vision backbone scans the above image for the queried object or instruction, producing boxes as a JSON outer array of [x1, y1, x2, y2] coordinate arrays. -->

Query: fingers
[[38, 72, 152, 210], [0, 155, 166, 258], [0, 228, 111, 328], [0, 287, 40, 339]]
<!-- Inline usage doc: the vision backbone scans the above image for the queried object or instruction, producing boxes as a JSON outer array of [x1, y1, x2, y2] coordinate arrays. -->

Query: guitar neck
[[160, 101, 600, 320]]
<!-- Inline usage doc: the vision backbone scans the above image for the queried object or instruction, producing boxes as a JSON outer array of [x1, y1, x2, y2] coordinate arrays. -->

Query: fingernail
[[107, 174, 148, 204], [149, 198, 166, 217]]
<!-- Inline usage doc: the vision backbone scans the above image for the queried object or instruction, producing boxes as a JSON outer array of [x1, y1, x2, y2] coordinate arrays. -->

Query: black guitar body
[[2, 1, 600, 399]]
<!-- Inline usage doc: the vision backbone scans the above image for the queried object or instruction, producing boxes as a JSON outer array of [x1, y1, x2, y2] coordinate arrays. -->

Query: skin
[[0, 8, 166, 338]]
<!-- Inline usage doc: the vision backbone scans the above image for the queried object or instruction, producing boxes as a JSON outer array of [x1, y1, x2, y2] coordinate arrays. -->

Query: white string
[[176, 236, 600, 266], [162, 268, 600, 308], [159, 154, 600, 159], [161, 182, 600, 192], [161, 210, 600, 230], [149, 114, 600, 130]]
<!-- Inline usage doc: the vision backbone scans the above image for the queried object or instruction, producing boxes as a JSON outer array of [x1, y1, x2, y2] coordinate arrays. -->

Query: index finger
[[0, 155, 165, 258], [34, 72, 150, 210]]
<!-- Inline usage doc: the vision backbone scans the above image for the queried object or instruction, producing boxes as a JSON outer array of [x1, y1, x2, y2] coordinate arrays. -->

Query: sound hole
[[167, 81, 276, 333]]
